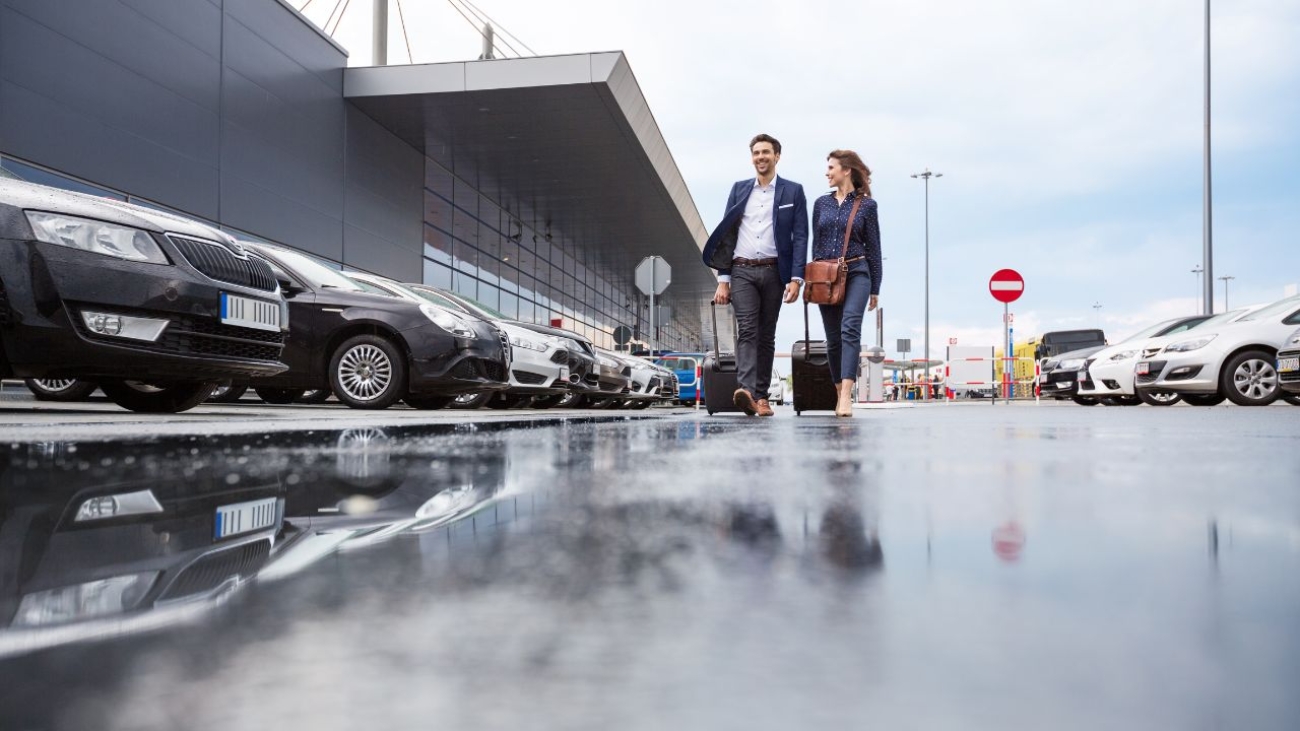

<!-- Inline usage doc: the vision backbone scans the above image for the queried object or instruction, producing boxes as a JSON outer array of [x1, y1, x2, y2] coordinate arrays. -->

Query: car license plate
[[214, 497, 279, 540], [560, 366, 570, 383], [1136, 362, 1150, 376], [221, 293, 281, 332], [1279, 356, 1299, 374]]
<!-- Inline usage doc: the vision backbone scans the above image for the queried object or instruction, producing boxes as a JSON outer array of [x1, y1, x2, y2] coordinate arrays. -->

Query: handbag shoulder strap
[[839, 194, 864, 261]]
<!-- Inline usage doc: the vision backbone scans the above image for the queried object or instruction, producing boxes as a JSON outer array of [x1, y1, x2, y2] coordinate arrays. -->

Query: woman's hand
[[868, 295, 879, 311]]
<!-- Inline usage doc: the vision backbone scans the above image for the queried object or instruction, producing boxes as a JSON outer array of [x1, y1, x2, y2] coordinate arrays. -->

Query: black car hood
[[0, 178, 238, 246]]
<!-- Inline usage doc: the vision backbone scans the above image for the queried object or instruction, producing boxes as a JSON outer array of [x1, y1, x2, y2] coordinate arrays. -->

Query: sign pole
[[649, 259, 656, 358], [1003, 302, 1010, 400]]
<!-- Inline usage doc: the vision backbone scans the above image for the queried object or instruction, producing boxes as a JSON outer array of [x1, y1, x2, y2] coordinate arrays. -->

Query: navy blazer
[[701, 176, 809, 285]]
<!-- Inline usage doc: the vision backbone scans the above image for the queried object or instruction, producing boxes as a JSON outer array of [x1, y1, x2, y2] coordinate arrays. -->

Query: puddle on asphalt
[[1, 413, 1297, 729]]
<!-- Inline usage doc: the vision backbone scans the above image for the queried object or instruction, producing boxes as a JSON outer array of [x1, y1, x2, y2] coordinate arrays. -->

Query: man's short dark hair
[[749, 134, 781, 155]]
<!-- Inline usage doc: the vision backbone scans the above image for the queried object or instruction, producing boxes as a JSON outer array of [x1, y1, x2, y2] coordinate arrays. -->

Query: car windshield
[[260, 247, 363, 292], [441, 290, 509, 321], [1192, 307, 1252, 328], [1119, 319, 1183, 343], [1237, 295, 1300, 322]]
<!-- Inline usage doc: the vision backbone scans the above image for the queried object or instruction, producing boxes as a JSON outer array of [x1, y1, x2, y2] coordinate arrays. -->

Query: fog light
[[79, 310, 168, 341]]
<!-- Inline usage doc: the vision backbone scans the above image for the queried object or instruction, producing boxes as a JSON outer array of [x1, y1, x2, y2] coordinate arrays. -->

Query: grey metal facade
[[0, 0, 705, 351]]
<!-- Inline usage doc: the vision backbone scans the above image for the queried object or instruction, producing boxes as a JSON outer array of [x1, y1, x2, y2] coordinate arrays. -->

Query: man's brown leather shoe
[[733, 388, 757, 416], [756, 398, 774, 417]]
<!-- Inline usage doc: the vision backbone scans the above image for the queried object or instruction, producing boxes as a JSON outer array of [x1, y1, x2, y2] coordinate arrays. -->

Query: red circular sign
[[989, 269, 1025, 303]]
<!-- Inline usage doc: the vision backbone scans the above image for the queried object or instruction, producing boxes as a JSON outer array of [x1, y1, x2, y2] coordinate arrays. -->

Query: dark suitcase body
[[701, 351, 742, 415], [791, 340, 839, 415]]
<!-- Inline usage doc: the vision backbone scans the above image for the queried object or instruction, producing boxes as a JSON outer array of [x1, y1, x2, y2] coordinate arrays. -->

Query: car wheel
[[405, 394, 454, 410], [629, 399, 653, 410], [330, 335, 408, 410], [24, 378, 97, 401], [1100, 396, 1140, 406], [297, 389, 332, 404], [1071, 396, 1100, 406], [1282, 393, 1300, 406], [556, 392, 583, 408], [452, 392, 493, 409], [255, 387, 305, 405], [1183, 393, 1227, 406], [207, 382, 248, 403], [1220, 350, 1281, 406], [100, 380, 217, 413], [531, 394, 565, 409], [1136, 388, 1181, 406]]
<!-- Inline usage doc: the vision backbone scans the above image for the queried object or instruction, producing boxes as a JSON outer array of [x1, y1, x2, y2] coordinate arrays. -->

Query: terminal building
[[0, 0, 716, 352]]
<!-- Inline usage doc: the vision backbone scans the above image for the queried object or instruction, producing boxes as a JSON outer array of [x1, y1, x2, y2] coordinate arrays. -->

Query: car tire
[[452, 391, 493, 409], [629, 399, 653, 410], [556, 392, 584, 408], [207, 382, 248, 403], [1100, 396, 1140, 406], [1183, 393, 1227, 406], [329, 335, 407, 410], [1071, 396, 1100, 406], [297, 389, 332, 404], [405, 394, 454, 410], [255, 387, 305, 405], [1282, 393, 1300, 406], [1220, 349, 1282, 406], [1136, 388, 1181, 406], [100, 380, 217, 413], [24, 378, 98, 401]]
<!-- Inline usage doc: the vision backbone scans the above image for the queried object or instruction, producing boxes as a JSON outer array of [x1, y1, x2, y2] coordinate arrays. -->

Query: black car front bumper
[[0, 238, 288, 381], [406, 319, 512, 396]]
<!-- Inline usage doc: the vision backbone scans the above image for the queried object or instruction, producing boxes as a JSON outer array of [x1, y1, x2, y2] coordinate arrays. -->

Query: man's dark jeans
[[730, 265, 783, 400]]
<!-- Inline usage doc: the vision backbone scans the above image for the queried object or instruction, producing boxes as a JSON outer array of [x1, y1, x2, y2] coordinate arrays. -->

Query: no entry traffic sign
[[989, 269, 1025, 304]]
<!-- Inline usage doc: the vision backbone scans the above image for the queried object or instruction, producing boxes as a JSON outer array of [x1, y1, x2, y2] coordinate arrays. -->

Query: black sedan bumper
[[1040, 368, 1084, 399], [406, 319, 511, 396], [0, 239, 288, 381]]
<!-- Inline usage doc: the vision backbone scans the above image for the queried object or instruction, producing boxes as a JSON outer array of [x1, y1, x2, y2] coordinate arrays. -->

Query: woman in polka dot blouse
[[811, 149, 882, 417]]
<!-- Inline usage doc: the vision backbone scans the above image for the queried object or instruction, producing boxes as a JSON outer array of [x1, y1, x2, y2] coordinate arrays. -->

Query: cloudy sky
[[299, 0, 1300, 359]]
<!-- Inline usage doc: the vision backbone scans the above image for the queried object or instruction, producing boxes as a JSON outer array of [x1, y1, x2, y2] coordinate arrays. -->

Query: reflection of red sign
[[550, 318, 563, 328], [992, 522, 1026, 563], [989, 269, 1025, 304]]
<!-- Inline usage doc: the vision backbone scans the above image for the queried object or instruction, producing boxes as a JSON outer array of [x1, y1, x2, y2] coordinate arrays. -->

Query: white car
[[769, 371, 786, 406], [1080, 314, 1213, 405], [1134, 295, 1300, 406], [619, 355, 675, 409], [344, 272, 570, 408]]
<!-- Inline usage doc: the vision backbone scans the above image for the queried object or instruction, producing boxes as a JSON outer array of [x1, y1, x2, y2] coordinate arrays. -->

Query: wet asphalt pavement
[[0, 400, 1298, 730]]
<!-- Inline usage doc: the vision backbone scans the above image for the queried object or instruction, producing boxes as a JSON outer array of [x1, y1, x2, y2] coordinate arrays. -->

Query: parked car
[[1038, 346, 1108, 404], [657, 353, 704, 404], [610, 353, 675, 409], [1135, 294, 1300, 406], [1277, 327, 1300, 397], [0, 179, 289, 412], [769, 370, 786, 406], [239, 243, 509, 409], [403, 283, 601, 409], [588, 348, 635, 407], [343, 272, 570, 410], [1079, 314, 1212, 405]]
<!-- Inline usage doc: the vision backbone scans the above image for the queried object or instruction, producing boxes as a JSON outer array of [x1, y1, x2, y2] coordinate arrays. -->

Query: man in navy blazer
[[701, 133, 808, 416]]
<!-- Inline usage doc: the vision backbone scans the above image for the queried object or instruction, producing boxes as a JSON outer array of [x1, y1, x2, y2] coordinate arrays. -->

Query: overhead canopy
[[344, 52, 715, 300]]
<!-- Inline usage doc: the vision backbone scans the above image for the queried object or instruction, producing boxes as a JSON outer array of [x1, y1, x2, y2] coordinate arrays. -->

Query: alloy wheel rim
[[34, 379, 79, 393], [1150, 391, 1179, 404], [338, 345, 393, 401], [1233, 359, 1278, 401]]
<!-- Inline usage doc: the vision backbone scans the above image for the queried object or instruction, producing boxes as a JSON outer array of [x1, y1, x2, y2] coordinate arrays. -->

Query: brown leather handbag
[[803, 196, 863, 306]]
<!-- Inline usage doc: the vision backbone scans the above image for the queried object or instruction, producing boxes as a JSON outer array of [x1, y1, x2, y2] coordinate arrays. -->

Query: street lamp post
[[1219, 275, 1235, 311], [910, 169, 943, 383], [1203, 0, 1215, 315], [1192, 265, 1204, 312]]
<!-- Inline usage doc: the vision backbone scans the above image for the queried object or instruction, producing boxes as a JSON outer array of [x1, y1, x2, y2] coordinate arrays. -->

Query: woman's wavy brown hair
[[828, 149, 872, 198]]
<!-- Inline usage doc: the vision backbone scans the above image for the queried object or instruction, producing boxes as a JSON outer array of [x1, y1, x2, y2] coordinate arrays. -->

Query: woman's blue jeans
[[817, 259, 873, 383]]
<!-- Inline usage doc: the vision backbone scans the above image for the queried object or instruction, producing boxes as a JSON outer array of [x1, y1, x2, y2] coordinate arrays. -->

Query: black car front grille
[[495, 327, 512, 366], [168, 236, 278, 292], [512, 370, 548, 385], [453, 358, 508, 383], [69, 304, 285, 362], [160, 539, 271, 601], [484, 359, 506, 382]]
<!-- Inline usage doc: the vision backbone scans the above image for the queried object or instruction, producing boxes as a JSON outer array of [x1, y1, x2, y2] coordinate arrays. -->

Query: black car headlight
[[418, 304, 473, 338], [24, 211, 168, 264]]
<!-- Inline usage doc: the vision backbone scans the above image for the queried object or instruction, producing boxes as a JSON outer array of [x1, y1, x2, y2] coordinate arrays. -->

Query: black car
[[0, 179, 289, 412], [242, 244, 510, 409], [1039, 345, 1107, 405]]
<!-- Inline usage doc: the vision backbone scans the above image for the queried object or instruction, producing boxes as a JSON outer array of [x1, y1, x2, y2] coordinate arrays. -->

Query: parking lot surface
[[1, 395, 1297, 730]]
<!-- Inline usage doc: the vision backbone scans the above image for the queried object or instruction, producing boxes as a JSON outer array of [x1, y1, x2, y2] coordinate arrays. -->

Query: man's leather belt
[[733, 257, 778, 267]]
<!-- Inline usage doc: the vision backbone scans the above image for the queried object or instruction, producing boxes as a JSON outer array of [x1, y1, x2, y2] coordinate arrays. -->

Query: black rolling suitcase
[[702, 303, 742, 415], [792, 304, 840, 415]]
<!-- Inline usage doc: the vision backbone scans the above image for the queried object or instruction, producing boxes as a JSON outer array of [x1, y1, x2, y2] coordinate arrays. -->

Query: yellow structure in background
[[995, 338, 1043, 398]]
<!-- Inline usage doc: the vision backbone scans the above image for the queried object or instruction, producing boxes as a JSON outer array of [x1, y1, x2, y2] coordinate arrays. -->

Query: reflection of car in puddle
[[0, 441, 287, 658], [277, 428, 509, 557]]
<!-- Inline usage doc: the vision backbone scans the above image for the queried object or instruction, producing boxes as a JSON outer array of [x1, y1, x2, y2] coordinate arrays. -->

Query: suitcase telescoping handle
[[710, 302, 721, 360], [803, 300, 811, 360]]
